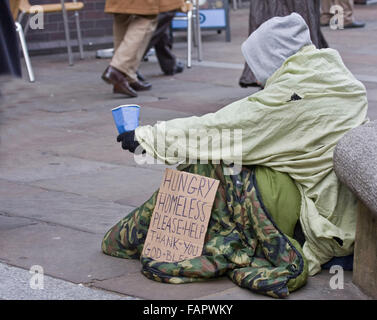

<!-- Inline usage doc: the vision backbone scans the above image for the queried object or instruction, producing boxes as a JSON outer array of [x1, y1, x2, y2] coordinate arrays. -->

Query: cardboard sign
[[142, 168, 219, 262]]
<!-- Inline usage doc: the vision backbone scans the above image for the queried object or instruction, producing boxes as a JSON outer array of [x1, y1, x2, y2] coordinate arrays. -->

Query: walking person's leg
[[112, 14, 132, 52], [340, 0, 354, 25], [142, 11, 184, 76], [328, 0, 353, 26], [341, 0, 365, 28], [111, 15, 158, 82], [102, 14, 158, 96], [144, 12, 174, 54], [155, 12, 184, 75], [102, 14, 138, 97], [321, 0, 364, 28]]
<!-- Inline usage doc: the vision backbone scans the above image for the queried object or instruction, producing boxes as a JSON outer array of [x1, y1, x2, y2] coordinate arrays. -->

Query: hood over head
[[241, 12, 312, 86]]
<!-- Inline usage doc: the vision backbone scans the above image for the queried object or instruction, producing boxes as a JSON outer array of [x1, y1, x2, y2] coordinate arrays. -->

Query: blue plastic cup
[[111, 104, 140, 134]]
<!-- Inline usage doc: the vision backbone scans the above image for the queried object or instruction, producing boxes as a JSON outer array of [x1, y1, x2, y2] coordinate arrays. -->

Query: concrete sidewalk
[[0, 262, 133, 300], [0, 5, 376, 300]]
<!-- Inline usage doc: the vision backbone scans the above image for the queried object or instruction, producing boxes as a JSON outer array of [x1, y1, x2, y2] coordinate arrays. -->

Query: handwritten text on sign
[[142, 169, 219, 262]]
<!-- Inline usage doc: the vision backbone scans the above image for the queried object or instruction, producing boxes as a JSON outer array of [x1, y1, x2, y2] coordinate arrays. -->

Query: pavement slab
[[0, 223, 139, 284], [29, 166, 165, 207], [0, 262, 134, 300], [41, 133, 172, 170], [0, 155, 119, 183], [91, 272, 236, 300], [0, 180, 134, 234]]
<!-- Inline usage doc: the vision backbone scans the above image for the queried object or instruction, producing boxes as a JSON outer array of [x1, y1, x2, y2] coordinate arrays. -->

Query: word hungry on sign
[[142, 168, 219, 262]]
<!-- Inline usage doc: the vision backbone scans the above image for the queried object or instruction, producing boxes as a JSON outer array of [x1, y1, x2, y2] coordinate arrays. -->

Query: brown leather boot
[[102, 66, 138, 97]]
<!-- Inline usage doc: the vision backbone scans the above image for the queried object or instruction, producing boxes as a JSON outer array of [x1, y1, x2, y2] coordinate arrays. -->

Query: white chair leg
[[187, 9, 192, 68], [233, 0, 237, 10], [74, 11, 84, 60], [61, 0, 74, 66], [15, 22, 35, 82]]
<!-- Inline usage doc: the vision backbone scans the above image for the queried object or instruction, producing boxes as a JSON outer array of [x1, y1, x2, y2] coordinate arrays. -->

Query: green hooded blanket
[[135, 45, 368, 275]]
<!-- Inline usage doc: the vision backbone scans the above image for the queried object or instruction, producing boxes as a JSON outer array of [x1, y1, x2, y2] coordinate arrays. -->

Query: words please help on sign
[[142, 168, 219, 263]]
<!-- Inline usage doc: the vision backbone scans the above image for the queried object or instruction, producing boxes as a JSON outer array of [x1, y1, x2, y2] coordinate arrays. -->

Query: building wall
[[23, 0, 113, 52]]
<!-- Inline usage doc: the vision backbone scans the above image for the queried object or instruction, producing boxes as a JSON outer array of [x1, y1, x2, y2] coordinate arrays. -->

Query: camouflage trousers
[[102, 163, 308, 298]]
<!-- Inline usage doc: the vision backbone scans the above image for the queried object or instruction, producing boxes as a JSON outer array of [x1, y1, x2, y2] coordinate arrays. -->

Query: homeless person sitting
[[101, 13, 368, 298]]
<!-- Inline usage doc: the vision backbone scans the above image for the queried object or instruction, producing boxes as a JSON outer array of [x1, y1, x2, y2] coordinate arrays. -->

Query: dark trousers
[[144, 11, 177, 75]]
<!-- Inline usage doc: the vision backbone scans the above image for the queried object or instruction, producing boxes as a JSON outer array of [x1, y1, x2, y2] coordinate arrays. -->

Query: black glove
[[116, 130, 140, 153]]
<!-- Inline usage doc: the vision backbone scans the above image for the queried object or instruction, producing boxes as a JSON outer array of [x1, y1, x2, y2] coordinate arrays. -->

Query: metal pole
[[61, 0, 74, 65], [74, 11, 84, 59], [73, 0, 84, 59]]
